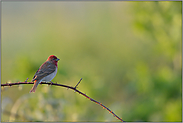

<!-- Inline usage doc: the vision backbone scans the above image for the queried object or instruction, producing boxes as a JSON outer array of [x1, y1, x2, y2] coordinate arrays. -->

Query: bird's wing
[[32, 61, 56, 81]]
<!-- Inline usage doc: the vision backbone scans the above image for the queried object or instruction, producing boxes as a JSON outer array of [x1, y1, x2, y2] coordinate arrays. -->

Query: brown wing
[[32, 61, 56, 81]]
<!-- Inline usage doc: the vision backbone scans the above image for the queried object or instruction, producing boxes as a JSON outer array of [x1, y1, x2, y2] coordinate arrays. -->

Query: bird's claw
[[50, 81, 53, 86]]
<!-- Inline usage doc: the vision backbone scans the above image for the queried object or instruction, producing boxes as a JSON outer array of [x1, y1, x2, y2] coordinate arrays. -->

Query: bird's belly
[[42, 68, 57, 82]]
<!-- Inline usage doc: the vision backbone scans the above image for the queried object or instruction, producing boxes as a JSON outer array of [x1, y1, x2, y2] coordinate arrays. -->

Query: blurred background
[[1, 1, 182, 122]]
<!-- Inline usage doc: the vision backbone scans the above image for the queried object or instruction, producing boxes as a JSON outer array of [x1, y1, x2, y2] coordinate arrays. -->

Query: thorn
[[50, 81, 53, 86], [74, 78, 83, 89], [24, 78, 29, 82]]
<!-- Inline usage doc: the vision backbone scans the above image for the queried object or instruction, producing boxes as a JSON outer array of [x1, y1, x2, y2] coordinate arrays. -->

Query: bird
[[29, 55, 60, 93]]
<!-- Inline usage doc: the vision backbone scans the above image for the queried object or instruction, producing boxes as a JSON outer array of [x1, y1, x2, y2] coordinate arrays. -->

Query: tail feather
[[29, 80, 40, 93]]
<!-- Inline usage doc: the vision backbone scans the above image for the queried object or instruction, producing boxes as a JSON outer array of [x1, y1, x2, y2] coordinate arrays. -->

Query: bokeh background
[[1, 1, 182, 122]]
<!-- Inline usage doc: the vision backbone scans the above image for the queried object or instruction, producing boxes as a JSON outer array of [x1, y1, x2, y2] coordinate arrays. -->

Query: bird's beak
[[56, 58, 60, 61]]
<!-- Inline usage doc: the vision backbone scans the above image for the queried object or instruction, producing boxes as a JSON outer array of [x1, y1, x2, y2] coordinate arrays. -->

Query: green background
[[1, 1, 182, 122]]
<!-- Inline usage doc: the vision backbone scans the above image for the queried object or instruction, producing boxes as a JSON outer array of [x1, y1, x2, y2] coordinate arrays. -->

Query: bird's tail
[[29, 80, 40, 93]]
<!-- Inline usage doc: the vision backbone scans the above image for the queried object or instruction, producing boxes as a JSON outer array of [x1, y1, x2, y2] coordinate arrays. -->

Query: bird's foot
[[50, 81, 54, 85]]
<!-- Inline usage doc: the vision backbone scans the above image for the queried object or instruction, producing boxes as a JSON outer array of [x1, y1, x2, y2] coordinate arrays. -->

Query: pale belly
[[41, 68, 57, 82]]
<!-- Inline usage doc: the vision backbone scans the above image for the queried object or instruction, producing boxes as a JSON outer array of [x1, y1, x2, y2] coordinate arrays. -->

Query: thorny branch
[[1, 78, 125, 122]]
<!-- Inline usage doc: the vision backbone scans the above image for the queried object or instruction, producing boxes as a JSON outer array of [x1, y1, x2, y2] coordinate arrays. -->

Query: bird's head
[[47, 55, 60, 65]]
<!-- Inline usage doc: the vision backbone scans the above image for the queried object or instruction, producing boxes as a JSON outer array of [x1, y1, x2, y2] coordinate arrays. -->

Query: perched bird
[[29, 55, 60, 93]]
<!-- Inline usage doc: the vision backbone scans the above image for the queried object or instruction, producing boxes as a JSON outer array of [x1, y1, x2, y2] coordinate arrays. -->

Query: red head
[[47, 55, 60, 66]]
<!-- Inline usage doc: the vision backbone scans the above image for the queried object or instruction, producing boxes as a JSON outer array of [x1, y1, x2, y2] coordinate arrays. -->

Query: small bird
[[29, 55, 60, 93]]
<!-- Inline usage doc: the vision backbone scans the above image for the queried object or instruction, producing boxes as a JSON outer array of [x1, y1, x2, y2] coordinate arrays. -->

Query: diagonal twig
[[1, 80, 125, 122], [74, 78, 82, 89]]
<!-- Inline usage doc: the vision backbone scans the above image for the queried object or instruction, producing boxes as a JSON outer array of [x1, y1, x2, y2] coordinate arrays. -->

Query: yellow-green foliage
[[1, 1, 182, 122]]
